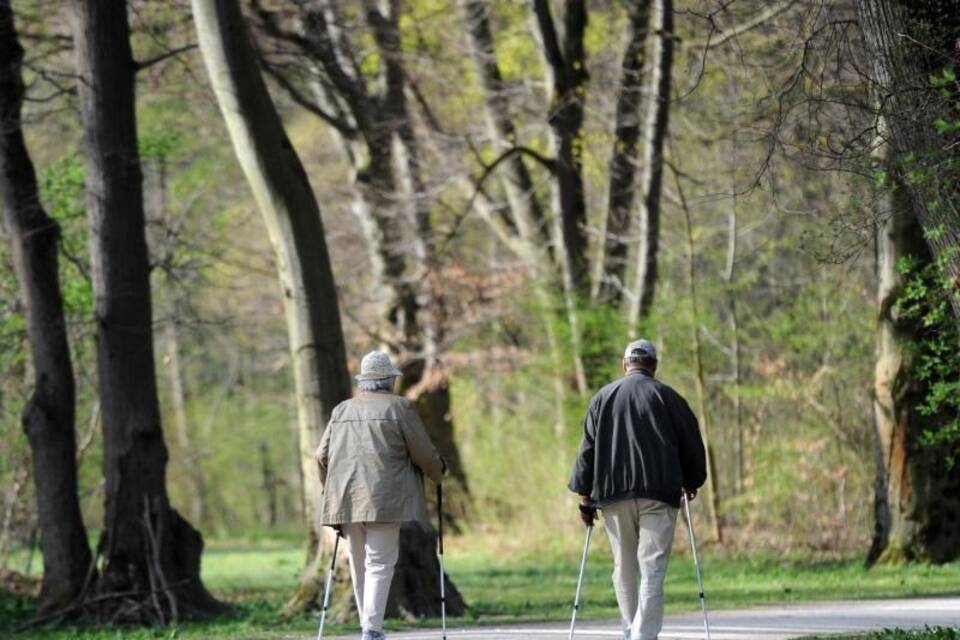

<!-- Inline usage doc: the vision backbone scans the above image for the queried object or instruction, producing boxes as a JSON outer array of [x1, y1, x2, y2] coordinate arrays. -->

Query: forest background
[[1, 0, 959, 636]]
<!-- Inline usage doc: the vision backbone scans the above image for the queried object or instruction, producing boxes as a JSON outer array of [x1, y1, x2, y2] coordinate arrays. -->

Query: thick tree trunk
[[628, 0, 673, 327], [0, 1, 92, 614], [596, 1, 651, 304], [357, 2, 469, 615], [70, 0, 224, 621], [190, 0, 354, 616], [868, 159, 960, 565], [856, 0, 960, 319]]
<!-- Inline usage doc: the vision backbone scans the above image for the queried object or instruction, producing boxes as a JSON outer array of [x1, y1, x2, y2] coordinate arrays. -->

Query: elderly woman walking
[[315, 351, 446, 640]]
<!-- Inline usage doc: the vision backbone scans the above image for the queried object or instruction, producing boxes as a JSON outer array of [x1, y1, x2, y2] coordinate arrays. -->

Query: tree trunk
[[258, 442, 278, 527], [676, 166, 723, 543], [533, 0, 589, 294], [163, 312, 207, 527], [0, 3, 92, 614], [724, 139, 744, 495], [149, 156, 208, 530], [190, 0, 355, 616], [531, 0, 589, 394], [856, 0, 960, 319], [278, 0, 474, 516], [596, 1, 651, 304], [627, 0, 673, 327], [350, 1, 469, 615], [70, 0, 224, 621], [867, 149, 960, 565], [457, 0, 572, 425], [458, 0, 549, 247]]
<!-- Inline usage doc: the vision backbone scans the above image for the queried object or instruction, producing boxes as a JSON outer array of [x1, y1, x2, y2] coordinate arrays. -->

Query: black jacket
[[568, 370, 707, 508]]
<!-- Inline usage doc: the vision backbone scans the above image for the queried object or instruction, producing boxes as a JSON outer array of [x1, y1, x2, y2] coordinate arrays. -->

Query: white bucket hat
[[355, 350, 403, 381]]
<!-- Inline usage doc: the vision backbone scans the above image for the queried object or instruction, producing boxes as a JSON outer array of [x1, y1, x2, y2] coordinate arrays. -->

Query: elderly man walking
[[316, 351, 446, 640], [569, 339, 707, 640]]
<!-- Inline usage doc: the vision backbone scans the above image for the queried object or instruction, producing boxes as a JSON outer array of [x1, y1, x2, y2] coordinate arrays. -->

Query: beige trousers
[[602, 498, 678, 640], [341, 522, 401, 633]]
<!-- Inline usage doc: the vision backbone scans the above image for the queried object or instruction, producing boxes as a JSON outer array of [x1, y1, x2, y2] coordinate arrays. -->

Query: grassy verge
[[2, 534, 959, 639]]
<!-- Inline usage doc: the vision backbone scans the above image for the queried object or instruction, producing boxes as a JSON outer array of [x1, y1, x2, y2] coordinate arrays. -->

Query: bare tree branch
[[135, 43, 197, 72]]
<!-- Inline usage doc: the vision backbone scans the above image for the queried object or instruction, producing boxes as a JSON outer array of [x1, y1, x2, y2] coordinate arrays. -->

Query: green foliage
[[140, 130, 182, 162], [895, 254, 960, 467], [38, 154, 92, 318]]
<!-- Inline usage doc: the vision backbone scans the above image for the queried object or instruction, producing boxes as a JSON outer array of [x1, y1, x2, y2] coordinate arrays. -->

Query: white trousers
[[602, 498, 678, 640], [341, 522, 401, 633]]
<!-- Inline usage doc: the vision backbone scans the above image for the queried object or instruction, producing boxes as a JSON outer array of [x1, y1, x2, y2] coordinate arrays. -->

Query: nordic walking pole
[[682, 491, 711, 640], [316, 528, 341, 640], [568, 516, 593, 640], [437, 483, 447, 640]]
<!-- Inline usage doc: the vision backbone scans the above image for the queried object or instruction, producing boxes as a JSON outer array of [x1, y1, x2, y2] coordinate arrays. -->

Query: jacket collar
[[356, 390, 396, 399]]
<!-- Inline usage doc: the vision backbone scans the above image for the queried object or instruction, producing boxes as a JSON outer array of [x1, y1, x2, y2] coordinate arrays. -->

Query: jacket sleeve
[[315, 419, 332, 486], [672, 392, 707, 491], [568, 395, 600, 497], [399, 402, 445, 484]]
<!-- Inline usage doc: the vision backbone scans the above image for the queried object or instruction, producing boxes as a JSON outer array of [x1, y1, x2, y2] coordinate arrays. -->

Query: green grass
[[446, 535, 960, 623], [3, 534, 959, 639]]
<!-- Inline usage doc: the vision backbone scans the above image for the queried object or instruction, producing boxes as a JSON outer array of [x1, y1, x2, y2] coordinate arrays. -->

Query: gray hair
[[357, 377, 396, 392], [625, 355, 657, 370]]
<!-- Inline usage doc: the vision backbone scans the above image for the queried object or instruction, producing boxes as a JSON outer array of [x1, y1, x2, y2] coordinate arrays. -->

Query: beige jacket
[[315, 391, 445, 525]]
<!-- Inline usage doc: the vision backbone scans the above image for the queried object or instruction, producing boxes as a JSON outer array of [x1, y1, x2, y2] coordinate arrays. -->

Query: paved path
[[323, 597, 960, 639]]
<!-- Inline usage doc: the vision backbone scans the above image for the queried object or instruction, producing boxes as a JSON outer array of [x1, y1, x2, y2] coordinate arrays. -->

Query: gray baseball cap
[[623, 339, 657, 360], [355, 350, 403, 381]]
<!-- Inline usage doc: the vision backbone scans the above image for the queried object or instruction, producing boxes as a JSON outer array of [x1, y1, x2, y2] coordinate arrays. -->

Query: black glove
[[578, 503, 597, 528]]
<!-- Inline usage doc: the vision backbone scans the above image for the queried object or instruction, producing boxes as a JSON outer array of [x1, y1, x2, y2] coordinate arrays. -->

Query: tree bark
[[628, 0, 673, 327], [856, 0, 960, 319], [191, 0, 377, 616], [316, 0, 469, 616], [530, 0, 589, 394], [459, 0, 549, 247], [456, 0, 573, 422], [596, 1, 651, 304], [675, 165, 723, 543], [725, 148, 745, 496], [0, 0, 92, 614], [70, 0, 224, 621], [149, 157, 208, 530], [532, 0, 590, 295], [868, 145, 960, 565]]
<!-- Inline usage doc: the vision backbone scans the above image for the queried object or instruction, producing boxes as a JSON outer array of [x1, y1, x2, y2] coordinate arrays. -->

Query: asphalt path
[[320, 597, 960, 639]]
